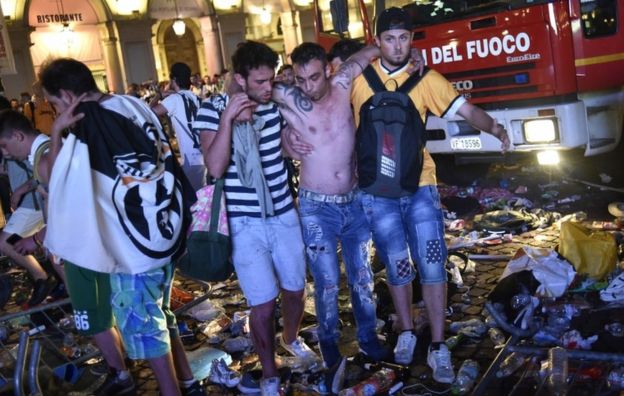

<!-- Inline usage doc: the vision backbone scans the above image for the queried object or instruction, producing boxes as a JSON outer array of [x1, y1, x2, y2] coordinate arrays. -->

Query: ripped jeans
[[360, 185, 448, 286], [298, 189, 378, 365]]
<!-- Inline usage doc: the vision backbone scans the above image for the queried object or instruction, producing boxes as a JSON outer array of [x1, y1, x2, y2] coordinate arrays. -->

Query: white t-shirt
[[161, 90, 203, 166]]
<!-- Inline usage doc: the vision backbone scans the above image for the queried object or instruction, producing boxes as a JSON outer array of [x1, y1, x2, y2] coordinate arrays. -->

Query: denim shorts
[[361, 185, 447, 286], [229, 209, 306, 306], [110, 263, 176, 360]]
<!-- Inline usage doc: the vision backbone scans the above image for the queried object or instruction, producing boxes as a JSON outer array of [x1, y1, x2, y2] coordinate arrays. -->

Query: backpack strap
[[362, 65, 387, 93], [13, 160, 40, 211], [209, 178, 225, 234], [397, 67, 429, 95], [32, 140, 51, 185]]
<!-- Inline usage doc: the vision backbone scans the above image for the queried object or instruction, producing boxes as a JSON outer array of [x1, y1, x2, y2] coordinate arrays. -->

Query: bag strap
[[362, 65, 387, 93], [397, 67, 429, 95], [32, 140, 50, 184], [209, 178, 225, 234]]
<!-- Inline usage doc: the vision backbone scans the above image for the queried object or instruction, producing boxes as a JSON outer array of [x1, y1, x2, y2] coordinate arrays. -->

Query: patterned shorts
[[110, 263, 176, 360]]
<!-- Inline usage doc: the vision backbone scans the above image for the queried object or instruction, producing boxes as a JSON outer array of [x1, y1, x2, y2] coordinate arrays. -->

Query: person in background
[[151, 62, 206, 191], [327, 39, 364, 71], [276, 64, 295, 85], [23, 82, 56, 136]]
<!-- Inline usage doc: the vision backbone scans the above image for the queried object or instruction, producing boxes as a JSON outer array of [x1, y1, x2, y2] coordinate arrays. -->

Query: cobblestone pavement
[[1, 152, 623, 395]]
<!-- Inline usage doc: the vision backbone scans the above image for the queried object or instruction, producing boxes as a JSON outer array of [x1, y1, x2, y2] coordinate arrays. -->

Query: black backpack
[[356, 66, 429, 198]]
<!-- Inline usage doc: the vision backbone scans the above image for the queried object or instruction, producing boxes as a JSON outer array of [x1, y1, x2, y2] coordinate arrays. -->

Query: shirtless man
[[274, 43, 390, 386]]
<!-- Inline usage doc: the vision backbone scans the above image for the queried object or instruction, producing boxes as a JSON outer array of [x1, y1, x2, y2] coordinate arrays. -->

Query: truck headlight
[[523, 118, 558, 143]]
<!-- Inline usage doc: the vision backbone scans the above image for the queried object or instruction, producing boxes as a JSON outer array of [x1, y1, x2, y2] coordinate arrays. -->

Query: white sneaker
[[208, 358, 241, 388], [260, 376, 280, 396], [394, 331, 417, 365], [427, 344, 455, 384], [279, 335, 319, 362]]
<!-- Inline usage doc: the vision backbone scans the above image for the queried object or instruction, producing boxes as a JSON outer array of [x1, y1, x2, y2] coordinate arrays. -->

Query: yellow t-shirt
[[351, 60, 465, 186]]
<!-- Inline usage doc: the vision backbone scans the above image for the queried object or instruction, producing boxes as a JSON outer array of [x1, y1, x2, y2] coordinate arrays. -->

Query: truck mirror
[[330, 0, 349, 35]]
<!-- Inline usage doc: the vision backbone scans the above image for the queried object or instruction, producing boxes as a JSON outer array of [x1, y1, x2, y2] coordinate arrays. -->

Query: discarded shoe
[[208, 358, 241, 388], [28, 277, 56, 306]]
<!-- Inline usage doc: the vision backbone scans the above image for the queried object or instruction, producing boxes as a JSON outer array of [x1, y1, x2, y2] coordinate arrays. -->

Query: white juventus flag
[[45, 95, 193, 274]]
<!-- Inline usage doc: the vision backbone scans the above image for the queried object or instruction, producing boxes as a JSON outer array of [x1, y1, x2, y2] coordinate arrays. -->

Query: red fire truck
[[314, 0, 624, 166]]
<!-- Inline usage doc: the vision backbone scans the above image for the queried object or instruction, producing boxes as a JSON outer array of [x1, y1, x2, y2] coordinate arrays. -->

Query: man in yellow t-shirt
[[351, 7, 510, 382]]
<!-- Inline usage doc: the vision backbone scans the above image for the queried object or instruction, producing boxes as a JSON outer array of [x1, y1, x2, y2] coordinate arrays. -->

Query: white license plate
[[450, 137, 482, 150]]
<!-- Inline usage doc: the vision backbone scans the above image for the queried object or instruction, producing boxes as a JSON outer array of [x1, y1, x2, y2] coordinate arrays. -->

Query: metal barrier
[[0, 275, 212, 394]]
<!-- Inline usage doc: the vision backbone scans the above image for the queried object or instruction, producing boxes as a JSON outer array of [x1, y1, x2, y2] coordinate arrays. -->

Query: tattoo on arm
[[333, 60, 362, 90], [285, 85, 313, 113]]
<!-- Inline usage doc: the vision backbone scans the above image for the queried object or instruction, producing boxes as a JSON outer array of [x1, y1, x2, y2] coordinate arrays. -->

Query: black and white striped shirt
[[193, 94, 293, 218]]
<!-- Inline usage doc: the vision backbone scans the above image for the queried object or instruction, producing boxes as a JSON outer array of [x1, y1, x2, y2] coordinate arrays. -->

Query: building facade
[[0, 0, 317, 98]]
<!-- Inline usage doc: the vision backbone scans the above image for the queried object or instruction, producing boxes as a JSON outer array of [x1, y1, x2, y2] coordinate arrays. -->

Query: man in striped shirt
[[193, 41, 318, 395]]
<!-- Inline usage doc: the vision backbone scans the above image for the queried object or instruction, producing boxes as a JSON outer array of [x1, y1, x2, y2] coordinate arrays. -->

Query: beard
[[384, 52, 410, 67]]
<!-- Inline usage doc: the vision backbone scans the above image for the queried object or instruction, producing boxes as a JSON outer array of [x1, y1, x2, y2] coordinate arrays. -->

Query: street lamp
[[172, 0, 186, 37], [172, 18, 186, 36]]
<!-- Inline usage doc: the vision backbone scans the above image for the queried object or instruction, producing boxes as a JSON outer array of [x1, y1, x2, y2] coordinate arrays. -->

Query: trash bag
[[500, 247, 576, 298], [559, 221, 617, 280]]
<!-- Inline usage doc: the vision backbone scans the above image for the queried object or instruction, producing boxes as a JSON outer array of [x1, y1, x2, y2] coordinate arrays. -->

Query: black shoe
[[93, 371, 135, 396], [28, 277, 57, 306], [182, 380, 206, 396], [360, 339, 392, 362], [324, 356, 346, 395]]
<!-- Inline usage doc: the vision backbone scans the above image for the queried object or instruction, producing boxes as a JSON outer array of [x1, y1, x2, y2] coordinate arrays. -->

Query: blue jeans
[[298, 189, 378, 365], [361, 185, 447, 286]]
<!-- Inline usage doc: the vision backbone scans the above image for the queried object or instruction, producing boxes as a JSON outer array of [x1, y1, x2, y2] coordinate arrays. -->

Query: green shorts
[[63, 261, 114, 336]]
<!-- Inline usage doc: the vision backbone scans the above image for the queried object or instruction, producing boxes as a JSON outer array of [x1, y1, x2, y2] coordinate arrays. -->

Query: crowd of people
[[0, 7, 510, 396]]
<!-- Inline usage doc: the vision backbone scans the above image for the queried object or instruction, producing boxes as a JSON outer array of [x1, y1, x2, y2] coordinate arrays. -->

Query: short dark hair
[[170, 62, 192, 89], [39, 58, 99, 97], [0, 109, 37, 139], [278, 64, 293, 74], [328, 39, 364, 62], [291, 42, 327, 68], [231, 41, 278, 79]]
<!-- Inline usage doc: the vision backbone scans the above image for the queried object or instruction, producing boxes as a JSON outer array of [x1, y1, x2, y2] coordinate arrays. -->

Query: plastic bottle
[[607, 367, 624, 390], [495, 352, 526, 378], [445, 334, 465, 350], [488, 327, 506, 347], [449, 318, 487, 335], [451, 360, 479, 395], [338, 368, 396, 396], [547, 347, 568, 396]]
